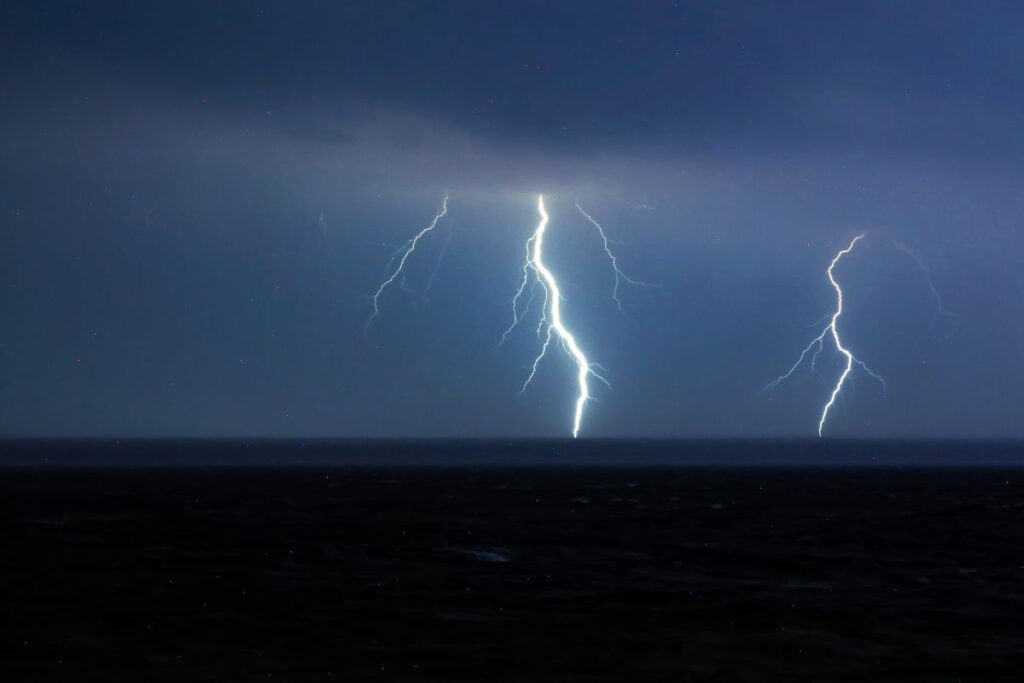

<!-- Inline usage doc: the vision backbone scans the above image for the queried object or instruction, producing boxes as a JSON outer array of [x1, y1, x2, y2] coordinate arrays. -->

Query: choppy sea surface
[[2, 444, 1023, 680]]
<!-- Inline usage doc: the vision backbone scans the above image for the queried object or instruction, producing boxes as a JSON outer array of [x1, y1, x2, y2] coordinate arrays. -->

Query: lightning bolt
[[574, 200, 653, 317], [504, 195, 607, 438], [765, 235, 885, 436], [365, 194, 448, 332]]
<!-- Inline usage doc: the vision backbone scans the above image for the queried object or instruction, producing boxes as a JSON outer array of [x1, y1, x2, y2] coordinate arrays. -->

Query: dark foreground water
[[3, 464, 1023, 681]]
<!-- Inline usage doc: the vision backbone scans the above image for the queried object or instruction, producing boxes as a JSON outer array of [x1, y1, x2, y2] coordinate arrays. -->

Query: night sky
[[2, 1, 1022, 438]]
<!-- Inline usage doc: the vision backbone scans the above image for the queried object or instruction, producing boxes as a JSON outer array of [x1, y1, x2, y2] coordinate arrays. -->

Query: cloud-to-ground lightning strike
[[765, 235, 886, 436], [574, 200, 653, 317], [504, 195, 608, 438], [365, 194, 448, 331]]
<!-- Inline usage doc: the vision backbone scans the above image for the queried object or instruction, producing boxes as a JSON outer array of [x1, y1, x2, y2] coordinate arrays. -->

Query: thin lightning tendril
[[498, 231, 539, 346], [507, 195, 607, 438], [766, 235, 885, 436], [365, 194, 448, 332], [574, 201, 653, 317], [893, 241, 956, 343], [423, 223, 453, 297], [894, 242, 950, 318]]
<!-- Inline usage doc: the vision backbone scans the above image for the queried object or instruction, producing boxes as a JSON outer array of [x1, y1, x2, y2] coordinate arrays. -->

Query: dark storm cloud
[[4, 0, 1022, 195], [1, 2, 1022, 438], [5, 0, 1023, 161]]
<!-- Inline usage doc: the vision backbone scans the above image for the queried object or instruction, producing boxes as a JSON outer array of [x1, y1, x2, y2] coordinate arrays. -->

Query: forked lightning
[[504, 195, 609, 437], [574, 200, 653, 317], [365, 194, 448, 332], [367, 192, 644, 437], [765, 235, 886, 436]]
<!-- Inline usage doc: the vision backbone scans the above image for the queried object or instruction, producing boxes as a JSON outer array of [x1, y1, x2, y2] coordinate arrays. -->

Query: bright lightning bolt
[[574, 200, 653, 317], [765, 235, 886, 436], [365, 194, 448, 332], [505, 195, 607, 438]]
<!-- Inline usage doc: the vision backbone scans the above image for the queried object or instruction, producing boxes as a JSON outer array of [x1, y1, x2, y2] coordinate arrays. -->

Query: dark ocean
[[2, 441, 1023, 681]]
